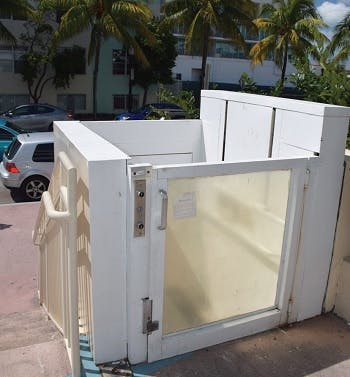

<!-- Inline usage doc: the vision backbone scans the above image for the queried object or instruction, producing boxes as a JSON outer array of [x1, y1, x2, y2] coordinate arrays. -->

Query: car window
[[12, 106, 31, 116], [32, 143, 54, 162], [0, 128, 14, 140], [6, 138, 22, 159], [37, 105, 54, 114]]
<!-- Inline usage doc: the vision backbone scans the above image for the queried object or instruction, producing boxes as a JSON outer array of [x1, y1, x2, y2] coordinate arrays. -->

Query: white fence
[[33, 151, 80, 377]]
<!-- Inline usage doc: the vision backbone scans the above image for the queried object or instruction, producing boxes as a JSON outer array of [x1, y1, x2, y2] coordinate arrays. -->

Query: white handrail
[[33, 151, 80, 377]]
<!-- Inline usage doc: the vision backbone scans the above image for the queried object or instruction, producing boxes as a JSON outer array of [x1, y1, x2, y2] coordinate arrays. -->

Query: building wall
[[0, 13, 93, 113], [174, 55, 295, 87], [97, 38, 147, 115]]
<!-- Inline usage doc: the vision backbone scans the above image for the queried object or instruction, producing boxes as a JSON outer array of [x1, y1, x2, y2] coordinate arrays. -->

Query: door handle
[[158, 189, 168, 230]]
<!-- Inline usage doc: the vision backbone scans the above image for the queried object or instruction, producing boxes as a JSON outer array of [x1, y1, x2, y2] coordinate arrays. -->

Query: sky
[[316, 0, 350, 36]]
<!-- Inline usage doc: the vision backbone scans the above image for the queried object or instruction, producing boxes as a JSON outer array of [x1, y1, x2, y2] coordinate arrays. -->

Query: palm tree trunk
[[93, 33, 102, 120], [200, 25, 210, 90], [280, 41, 289, 88]]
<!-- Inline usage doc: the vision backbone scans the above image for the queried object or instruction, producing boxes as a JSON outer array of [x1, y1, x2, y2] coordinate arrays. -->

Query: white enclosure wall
[[47, 92, 350, 365], [200, 91, 350, 320], [83, 120, 205, 165], [54, 121, 129, 363]]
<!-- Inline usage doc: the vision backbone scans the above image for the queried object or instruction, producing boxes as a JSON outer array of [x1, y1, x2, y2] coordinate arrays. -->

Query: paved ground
[[146, 315, 350, 377], [0, 202, 71, 377], [1, 201, 350, 377], [0, 180, 14, 205]]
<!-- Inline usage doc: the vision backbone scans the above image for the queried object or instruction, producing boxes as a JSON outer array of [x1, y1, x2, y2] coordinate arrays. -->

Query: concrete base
[[148, 315, 350, 377]]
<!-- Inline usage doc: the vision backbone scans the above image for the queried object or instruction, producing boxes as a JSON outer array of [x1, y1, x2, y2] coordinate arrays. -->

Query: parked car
[[0, 132, 54, 201], [115, 103, 186, 120], [0, 120, 19, 161], [0, 103, 73, 132]]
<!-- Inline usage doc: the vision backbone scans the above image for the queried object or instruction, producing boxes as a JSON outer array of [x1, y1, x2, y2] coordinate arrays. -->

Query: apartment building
[[0, 0, 294, 115], [0, 3, 92, 114]]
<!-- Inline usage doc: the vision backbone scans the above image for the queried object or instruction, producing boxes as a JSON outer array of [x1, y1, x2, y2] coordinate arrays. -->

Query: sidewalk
[[1, 202, 350, 377], [0, 202, 71, 377]]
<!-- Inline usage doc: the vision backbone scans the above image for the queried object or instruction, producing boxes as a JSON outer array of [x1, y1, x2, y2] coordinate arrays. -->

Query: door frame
[[127, 157, 313, 363]]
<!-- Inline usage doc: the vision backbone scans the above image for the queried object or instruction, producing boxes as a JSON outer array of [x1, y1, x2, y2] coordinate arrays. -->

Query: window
[[0, 94, 29, 112], [0, 10, 12, 19], [214, 40, 238, 58], [36, 105, 54, 114], [112, 49, 129, 75], [0, 46, 25, 73], [0, 10, 26, 20], [113, 94, 139, 110], [175, 38, 185, 55], [6, 139, 21, 159], [32, 143, 54, 162], [0, 129, 14, 140], [13, 105, 33, 116], [57, 94, 86, 112], [55, 46, 86, 75]]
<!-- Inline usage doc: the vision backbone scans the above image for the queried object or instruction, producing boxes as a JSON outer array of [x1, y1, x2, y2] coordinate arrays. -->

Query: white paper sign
[[173, 192, 196, 219]]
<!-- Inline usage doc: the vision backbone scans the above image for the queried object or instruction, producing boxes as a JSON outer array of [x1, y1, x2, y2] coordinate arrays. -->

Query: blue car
[[0, 120, 19, 161], [116, 103, 186, 120]]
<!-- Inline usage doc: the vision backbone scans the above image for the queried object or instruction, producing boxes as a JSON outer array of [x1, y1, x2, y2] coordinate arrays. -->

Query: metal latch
[[142, 298, 159, 334]]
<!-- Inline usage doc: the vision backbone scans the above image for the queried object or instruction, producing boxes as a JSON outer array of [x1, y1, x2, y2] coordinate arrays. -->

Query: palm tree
[[310, 40, 348, 73], [250, 0, 326, 90], [0, 0, 33, 43], [330, 12, 350, 61], [40, 0, 153, 119], [162, 0, 257, 90]]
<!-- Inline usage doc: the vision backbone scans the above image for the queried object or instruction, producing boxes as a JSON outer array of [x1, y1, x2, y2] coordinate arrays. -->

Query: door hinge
[[142, 298, 159, 334]]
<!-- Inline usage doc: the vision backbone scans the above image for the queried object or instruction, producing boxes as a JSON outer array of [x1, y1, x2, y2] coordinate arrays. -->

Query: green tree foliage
[[40, 0, 154, 119], [162, 0, 257, 90], [330, 11, 350, 61], [0, 0, 33, 44], [158, 85, 199, 119], [19, 18, 85, 103], [289, 64, 350, 106], [250, 0, 326, 91], [134, 18, 178, 105], [239, 72, 258, 93]]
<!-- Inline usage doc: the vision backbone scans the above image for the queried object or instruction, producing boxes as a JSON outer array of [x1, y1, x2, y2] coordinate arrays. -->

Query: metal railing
[[33, 151, 80, 377]]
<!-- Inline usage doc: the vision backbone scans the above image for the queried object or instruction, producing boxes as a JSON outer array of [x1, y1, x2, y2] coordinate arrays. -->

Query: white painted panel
[[272, 109, 323, 157], [225, 102, 273, 161], [129, 153, 193, 165], [127, 166, 152, 364], [55, 122, 129, 364], [275, 143, 315, 158], [83, 120, 205, 163], [200, 97, 226, 161], [290, 116, 349, 321]]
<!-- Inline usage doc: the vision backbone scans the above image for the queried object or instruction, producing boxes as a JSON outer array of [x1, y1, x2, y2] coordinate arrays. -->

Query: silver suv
[[0, 132, 53, 201]]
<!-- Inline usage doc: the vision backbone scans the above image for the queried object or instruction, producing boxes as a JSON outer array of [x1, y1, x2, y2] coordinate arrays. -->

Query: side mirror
[[7, 112, 13, 117]]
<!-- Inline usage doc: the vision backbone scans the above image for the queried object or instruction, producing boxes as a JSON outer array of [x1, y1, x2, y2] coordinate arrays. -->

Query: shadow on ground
[[150, 315, 350, 377]]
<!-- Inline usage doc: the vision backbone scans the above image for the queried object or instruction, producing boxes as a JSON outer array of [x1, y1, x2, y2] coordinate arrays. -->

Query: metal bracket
[[134, 179, 146, 237], [142, 298, 159, 334]]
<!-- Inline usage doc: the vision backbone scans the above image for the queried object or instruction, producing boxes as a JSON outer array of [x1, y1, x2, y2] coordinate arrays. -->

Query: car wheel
[[20, 175, 49, 201]]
